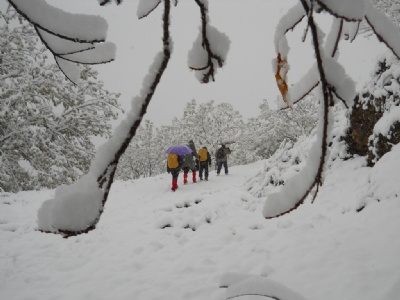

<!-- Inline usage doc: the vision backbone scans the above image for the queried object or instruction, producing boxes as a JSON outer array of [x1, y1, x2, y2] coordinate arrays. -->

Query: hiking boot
[[172, 178, 178, 191], [192, 171, 197, 183]]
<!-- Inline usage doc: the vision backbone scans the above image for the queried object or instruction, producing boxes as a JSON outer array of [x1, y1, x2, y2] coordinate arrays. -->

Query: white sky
[[44, 0, 387, 128]]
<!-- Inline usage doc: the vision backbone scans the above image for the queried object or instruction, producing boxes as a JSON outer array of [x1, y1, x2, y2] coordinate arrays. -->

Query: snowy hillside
[[1, 138, 400, 300]]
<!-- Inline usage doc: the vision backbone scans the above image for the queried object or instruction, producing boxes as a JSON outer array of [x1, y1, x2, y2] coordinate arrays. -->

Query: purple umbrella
[[165, 145, 192, 155]]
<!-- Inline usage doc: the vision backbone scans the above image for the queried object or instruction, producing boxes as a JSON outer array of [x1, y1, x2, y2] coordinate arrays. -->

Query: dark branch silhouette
[[331, 19, 343, 58], [138, 0, 161, 19], [190, 0, 224, 83]]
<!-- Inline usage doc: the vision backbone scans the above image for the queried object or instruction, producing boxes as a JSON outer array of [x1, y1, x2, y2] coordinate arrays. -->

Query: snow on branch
[[9, 0, 109, 43], [279, 65, 320, 110], [188, 0, 230, 83], [9, 0, 117, 84], [325, 18, 343, 58], [38, 0, 173, 237], [265, 0, 352, 218], [315, 0, 365, 22], [343, 20, 360, 43], [136, 0, 179, 20], [364, 0, 400, 59], [58, 43, 116, 65], [36, 28, 95, 55], [273, 3, 307, 108], [137, 0, 161, 19], [54, 58, 81, 84], [98, 0, 123, 6], [266, 0, 400, 218]]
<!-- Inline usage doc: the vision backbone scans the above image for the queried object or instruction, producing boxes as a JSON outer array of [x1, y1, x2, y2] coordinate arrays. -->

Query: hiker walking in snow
[[197, 146, 212, 181], [181, 140, 199, 184], [167, 153, 182, 191], [215, 144, 231, 175]]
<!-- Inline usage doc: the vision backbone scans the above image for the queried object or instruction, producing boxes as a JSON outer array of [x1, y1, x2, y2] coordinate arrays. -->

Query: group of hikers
[[166, 140, 232, 191]]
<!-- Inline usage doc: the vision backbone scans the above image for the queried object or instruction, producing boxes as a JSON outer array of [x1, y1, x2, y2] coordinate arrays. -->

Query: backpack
[[167, 154, 179, 169], [216, 147, 225, 159], [198, 148, 208, 162]]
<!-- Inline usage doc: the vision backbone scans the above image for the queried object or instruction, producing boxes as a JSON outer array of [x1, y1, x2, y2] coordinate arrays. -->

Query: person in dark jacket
[[181, 140, 199, 184], [215, 144, 231, 175], [167, 154, 182, 191], [197, 146, 212, 181]]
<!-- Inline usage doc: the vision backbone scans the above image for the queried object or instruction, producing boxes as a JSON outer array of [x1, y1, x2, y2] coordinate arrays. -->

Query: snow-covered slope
[[1, 142, 399, 300]]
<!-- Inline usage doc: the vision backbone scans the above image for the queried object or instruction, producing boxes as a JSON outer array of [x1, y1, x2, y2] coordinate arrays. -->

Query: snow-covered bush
[[345, 53, 400, 165], [246, 102, 350, 202], [243, 96, 318, 163], [245, 136, 313, 199]]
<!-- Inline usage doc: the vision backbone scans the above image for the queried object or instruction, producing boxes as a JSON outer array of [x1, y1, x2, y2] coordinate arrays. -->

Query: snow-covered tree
[[116, 99, 246, 180], [243, 96, 318, 162], [175, 99, 244, 160], [275, 96, 318, 142], [0, 8, 121, 192], [244, 100, 278, 160], [116, 120, 165, 180]]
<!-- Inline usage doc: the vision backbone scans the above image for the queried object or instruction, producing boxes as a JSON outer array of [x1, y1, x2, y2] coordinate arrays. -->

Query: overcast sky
[[36, 1, 388, 128]]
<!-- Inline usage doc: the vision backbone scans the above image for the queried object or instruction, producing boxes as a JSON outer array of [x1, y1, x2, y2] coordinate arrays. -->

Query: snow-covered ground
[[1, 142, 400, 300]]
